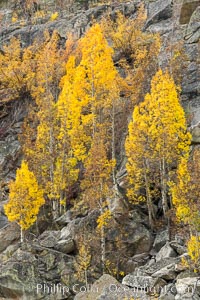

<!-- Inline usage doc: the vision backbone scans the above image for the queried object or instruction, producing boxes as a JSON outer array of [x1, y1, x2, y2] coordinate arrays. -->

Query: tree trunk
[[111, 103, 116, 185], [20, 227, 23, 243], [101, 223, 106, 274], [100, 183, 106, 274], [143, 161, 155, 230], [52, 199, 59, 219], [160, 157, 169, 218], [84, 270, 88, 288]]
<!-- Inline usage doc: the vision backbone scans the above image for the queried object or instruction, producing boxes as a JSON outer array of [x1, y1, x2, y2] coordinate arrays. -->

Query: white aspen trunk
[[101, 223, 106, 274], [100, 183, 106, 274], [144, 159, 155, 229], [20, 227, 23, 243], [52, 199, 58, 219], [160, 157, 168, 218], [84, 270, 88, 288], [144, 170, 154, 230], [91, 68, 96, 139], [111, 103, 116, 185]]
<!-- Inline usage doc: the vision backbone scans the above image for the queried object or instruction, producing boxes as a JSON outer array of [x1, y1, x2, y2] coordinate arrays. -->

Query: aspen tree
[[184, 235, 200, 273], [147, 70, 191, 217], [77, 23, 119, 140], [4, 161, 44, 243], [81, 134, 114, 273], [58, 56, 89, 163], [0, 37, 35, 103], [171, 148, 200, 271], [74, 235, 92, 286], [125, 70, 191, 228], [23, 31, 65, 217], [171, 147, 200, 231], [76, 24, 120, 271], [101, 5, 161, 104], [76, 23, 120, 184], [125, 102, 158, 228], [54, 56, 82, 212]]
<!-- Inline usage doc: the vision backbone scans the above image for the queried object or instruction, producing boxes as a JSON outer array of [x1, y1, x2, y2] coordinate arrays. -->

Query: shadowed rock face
[[180, 0, 199, 24]]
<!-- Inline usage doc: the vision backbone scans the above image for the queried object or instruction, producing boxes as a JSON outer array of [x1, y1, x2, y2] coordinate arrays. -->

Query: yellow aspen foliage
[[186, 235, 200, 271], [0, 37, 35, 103], [74, 23, 121, 190], [101, 5, 161, 104], [58, 23, 121, 201], [125, 69, 191, 227], [31, 30, 65, 105], [50, 12, 59, 21], [57, 55, 89, 163], [4, 161, 44, 233], [81, 134, 114, 274], [63, 33, 77, 63], [182, 235, 200, 272], [170, 156, 191, 224], [172, 148, 200, 272], [97, 209, 112, 229], [54, 56, 88, 209], [23, 31, 66, 204], [81, 134, 115, 208], [104, 259, 124, 279], [74, 238, 92, 285], [101, 4, 147, 59], [146, 70, 191, 161], [19, 31, 75, 216], [77, 23, 120, 144], [12, 12, 18, 23], [55, 56, 81, 200], [171, 147, 200, 231], [33, 10, 46, 21]]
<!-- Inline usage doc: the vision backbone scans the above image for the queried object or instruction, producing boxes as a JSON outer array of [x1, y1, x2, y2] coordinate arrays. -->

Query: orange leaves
[[0, 30, 66, 105], [101, 4, 147, 59], [0, 37, 35, 102], [101, 5, 160, 104]]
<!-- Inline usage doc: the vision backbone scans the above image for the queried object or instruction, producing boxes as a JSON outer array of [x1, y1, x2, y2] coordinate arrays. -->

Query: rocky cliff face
[[0, 0, 199, 299]]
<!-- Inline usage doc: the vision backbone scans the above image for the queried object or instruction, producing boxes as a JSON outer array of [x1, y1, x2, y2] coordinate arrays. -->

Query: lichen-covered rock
[[151, 264, 177, 280], [0, 223, 20, 253], [170, 241, 187, 255], [74, 274, 142, 300], [175, 277, 200, 299], [38, 230, 61, 248], [145, 257, 181, 275], [146, 0, 173, 27], [191, 122, 200, 144], [55, 211, 72, 226], [55, 239, 75, 254], [156, 242, 177, 262], [159, 283, 177, 300], [153, 229, 170, 251], [0, 215, 8, 230], [0, 243, 19, 264], [107, 185, 129, 217], [122, 274, 166, 292], [185, 6, 200, 43], [179, 0, 200, 25], [0, 249, 38, 299]]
